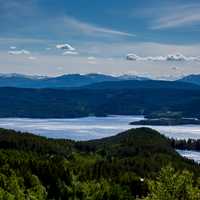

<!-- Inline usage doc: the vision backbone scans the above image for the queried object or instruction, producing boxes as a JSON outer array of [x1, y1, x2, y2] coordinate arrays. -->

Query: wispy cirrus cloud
[[1, 1, 135, 40], [63, 16, 135, 37], [133, 3, 200, 30], [150, 4, 200, 30]]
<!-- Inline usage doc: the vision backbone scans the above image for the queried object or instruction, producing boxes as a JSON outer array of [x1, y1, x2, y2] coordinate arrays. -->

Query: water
[[177, 150, 200, 164], [0, 115, 200, 163], [0, 115, 144, 140], [0, 115, 200, 140]]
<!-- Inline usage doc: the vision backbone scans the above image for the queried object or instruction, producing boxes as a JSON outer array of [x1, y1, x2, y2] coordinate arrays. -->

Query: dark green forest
[[1, 86, 200, 118], [171, 138, 200, 151], [0, 127, 199, 199]]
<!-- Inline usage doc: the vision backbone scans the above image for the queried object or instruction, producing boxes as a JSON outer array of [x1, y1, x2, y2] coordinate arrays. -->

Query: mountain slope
[[0, 86, 200, 118], [0, 127, 199, 199], [178, 74, 200, 85], [0, 73, 150, 88], [84, 80, 200, 90], [76, 127, 175, 157]]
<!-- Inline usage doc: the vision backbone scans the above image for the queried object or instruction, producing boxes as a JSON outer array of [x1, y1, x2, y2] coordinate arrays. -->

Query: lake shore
[[130, 118, 200, 126]]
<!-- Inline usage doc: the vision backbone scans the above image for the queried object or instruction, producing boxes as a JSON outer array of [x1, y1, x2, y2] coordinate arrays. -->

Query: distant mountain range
[[178, 74, 200, 85], [1, 73, 200, 89], [0, 73, 199, 118], [0, 73, 150, 88]]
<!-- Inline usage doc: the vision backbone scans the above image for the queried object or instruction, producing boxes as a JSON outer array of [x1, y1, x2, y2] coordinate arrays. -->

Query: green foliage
[[143, 166, 200, 200], [80, 179, 133, 200], [0, 165, 47, 200], [171, 138, 200, 151], [0, 128, 199, 199]]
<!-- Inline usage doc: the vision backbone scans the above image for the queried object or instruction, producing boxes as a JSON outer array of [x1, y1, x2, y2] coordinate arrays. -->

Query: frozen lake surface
[[177, 150, 200, 164], [0, 116, 143, 140], [0, 116, 200, 140]]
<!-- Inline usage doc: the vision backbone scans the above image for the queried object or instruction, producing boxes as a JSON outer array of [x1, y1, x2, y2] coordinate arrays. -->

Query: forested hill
[[0, 127, 199, 199], [75, 127, 174, 156], [83, 79, 200, 90], [0, 86, 200, 118]]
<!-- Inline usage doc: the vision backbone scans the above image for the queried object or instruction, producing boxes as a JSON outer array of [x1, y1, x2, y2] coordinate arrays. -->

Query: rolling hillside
[[178, 74, 200, 85], [0, 82, 199, 118], [0, 127, 199, 199], [84, 79, 200, 90]]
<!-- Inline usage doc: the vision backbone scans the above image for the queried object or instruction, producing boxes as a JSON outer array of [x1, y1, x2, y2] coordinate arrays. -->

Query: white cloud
[[8, 49, 30, 55], [1, 40, 200, 79], [126, 54, 166, 61], [0, 50, 199, 79], [63, 16, 135, 37], [166, 54, 194, 61], [126, 53, 200, 62], [56, 44, 75, 51], [126, 54, 141, 61], [62, 51, 79, 55]]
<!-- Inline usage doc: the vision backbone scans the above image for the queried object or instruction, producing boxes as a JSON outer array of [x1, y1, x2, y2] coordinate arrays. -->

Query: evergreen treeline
[[0, 127, 199, 199], [171, 138, 200, 151], [0, 87, 200, 118]]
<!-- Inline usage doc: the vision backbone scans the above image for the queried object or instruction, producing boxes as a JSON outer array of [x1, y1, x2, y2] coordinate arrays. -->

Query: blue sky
[[0, 0, 200, 79]]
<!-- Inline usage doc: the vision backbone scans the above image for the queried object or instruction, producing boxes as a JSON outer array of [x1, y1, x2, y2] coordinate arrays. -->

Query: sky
[[1, 0, 200, 79]]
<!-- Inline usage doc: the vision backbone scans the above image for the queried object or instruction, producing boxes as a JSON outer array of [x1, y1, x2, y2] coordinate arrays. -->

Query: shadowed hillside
[[0, 85, 200, 118], [0, 127, 199, 199]]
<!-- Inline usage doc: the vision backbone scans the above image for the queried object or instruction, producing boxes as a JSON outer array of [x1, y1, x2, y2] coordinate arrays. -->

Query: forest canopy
[[0, 127, 199, 199]]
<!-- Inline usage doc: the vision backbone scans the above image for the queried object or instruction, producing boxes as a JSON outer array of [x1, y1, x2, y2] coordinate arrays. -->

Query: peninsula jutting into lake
[[130, 118, 200, 126]]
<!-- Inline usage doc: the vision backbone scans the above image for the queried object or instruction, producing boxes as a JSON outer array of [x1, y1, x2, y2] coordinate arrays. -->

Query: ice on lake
[[0, 115, 200, 140], [177, 150, 200, 164]]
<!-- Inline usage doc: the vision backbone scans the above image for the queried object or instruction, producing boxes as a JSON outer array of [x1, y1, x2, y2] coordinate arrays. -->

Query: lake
[[0, 115, 200, 140], [177, 150, 200, 164], [0, 115, 200, 163], [0, 115, 143, 140]]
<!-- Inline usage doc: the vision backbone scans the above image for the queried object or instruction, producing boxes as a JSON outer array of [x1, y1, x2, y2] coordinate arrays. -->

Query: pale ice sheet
[[0, 116, 200, 140], [177, 150, 200, 164]]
